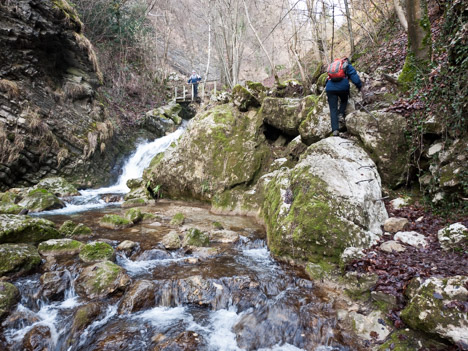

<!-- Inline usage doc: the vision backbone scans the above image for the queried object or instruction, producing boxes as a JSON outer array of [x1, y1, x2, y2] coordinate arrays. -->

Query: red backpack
[[327, 58, 349, 82]]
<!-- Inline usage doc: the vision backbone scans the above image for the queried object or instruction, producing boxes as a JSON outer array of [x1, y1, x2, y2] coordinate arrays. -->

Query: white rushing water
[[45, 123, 186, 215]]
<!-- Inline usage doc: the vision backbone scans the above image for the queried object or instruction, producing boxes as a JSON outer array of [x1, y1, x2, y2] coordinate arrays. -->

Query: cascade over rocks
[[346, 110, 409, 188], [261, 137, 387, 264], [0, 0, 127, 190], [144, 104, 270, 200]]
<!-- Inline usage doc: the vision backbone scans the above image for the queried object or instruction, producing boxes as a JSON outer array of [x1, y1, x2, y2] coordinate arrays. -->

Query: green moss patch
[[0, 214, 60, 244], [38, 238, 83, 256], [0, 243, 41, 276], [79, 242, 114, 262], [183, 228, 210, 247], [99, 214, 132, 229], [170, 213, 185, 226], [0, 282, 20, 320]]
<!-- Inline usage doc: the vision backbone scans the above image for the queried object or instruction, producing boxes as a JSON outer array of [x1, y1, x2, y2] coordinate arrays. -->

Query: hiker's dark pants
[[326, 90, 349, 132], [192, 83, 198, 99]]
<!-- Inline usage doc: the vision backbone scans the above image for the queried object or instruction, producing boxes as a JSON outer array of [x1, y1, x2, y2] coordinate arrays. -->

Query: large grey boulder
[[401, 276, 468, 346], [437, 223, 468, 250], [261, 137, 387, 264], [298, 94, 331, 145], [0, 214, 60, 244], [0, 243, 41, 276], [33, 177, 79, 197], [346, 110, 408, 188], [144, 104, 270, 201], [260, 97, 303, 136], [144, 102, 183, 136]]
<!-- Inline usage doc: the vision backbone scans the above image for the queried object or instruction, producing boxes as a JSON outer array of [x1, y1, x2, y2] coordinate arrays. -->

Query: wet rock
[[260, 97, 303, 136], [125, 208, 144, 224], [79, 241, 115, 263], [22, 324, 52, 351], [401, 276, 468, 346], [343, 272, 379, 297], [99, 214, 133, 229], [346, 110, 408, 188], [371, 291, 398, 309], [305, 262, 328, 280], [349, 310, 391, 342], [298, 94, 331, 145], [383, 217, 409, 233], [378, 329, 452, 351], [170, 212, 185, 226], [75, 261, 130, 299], [116, 240, 138, 255], [118, 280, 157, 314], [38, 271, 71, 301], [379, 240, 406, 253], [394, 231, 428, 248], [188, 246, 220, 259], [232, 84, 260, 112], [209, 229, 239, 243], [183, 228, 210, 247], [68, 302, 102, 345], [18, 188, 65, 212], [38, 238, 83, 257], [0, 282, 20, 320], [0, 214, 60, 244], [137, 249, 171, 261], [161, 231, 182, 250], [285, 135, 308, 160], [33, 177, 79, 197], [59, 220, 92, 237], [437, 223, 467, 251], [144, 104, 270, 201], [0, 202, 24, 215], [81, 320, 144, 350], [144, 102, 183, 135], [262, 137, 387, 264], [0, 243, 41, 276], [153, 331, 205, 351]]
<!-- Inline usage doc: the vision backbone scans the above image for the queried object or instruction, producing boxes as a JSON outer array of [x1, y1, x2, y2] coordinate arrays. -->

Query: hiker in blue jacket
[[188, 70, 202, 100], [325, 58, 362, 136]]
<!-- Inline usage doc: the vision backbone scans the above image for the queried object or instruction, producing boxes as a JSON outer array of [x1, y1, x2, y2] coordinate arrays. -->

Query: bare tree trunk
[[331, 4, 335, 60], [394, 0, 408, 31], [242, 0, 280, 85], [343, 0, 355, 58], [406, 0, 431, 62], [204, 22, 211, 84], [320, 0, 329, 63]]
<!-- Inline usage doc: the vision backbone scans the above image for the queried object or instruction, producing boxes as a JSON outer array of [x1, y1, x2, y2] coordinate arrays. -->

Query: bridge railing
[[173, 80, 219, 102]]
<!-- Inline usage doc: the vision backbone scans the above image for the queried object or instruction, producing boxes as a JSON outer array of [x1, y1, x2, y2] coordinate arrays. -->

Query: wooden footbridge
[[173, 80, 219, 103]]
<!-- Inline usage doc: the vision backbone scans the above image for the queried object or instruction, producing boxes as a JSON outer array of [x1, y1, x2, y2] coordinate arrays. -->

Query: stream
[[0, 125, 358, 351]]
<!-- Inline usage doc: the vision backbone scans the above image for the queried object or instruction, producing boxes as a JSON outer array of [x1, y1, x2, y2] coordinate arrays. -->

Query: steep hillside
[[0, 0, 136, 190]]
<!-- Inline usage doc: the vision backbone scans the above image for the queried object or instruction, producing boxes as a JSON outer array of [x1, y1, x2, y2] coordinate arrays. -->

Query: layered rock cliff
[[0, 0, 127, 190]]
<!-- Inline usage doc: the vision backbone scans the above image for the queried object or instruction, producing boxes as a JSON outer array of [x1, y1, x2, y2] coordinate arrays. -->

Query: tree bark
[[394, 0, 408, 31], [343, 0, 355, 58], [406, 0, 431, 62]]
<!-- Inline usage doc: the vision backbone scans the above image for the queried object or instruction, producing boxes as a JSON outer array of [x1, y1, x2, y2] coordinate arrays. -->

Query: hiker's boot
[[332, 130, 339, 137]]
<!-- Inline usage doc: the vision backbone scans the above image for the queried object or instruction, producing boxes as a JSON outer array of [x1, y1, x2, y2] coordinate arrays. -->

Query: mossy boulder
[[298, 94, 331, 145], [0, 214, 60, 244], [126, 178, 145, 190], [18, 188, 65, 212], [33, 177, 79, 197], [123, 178, 152, 203], [378, 329, 452, 351], [183, 228, 210, 247], [69, 302, 102, 344], [272, 79, 304, 97], [346, 110, 409, 188], [437, 223, 468, 251], [99, 214, 133, 229], [401, 276, 468, 346], [59, 220, 92, 237], [144, 102, 183, 135], [0, 243, 41, 276], [245, 81, 267, 103], [260, 97, 303, 136], [144, 104, 270, 201], [38, 238, 83, 257], [75, 260, 130, 299], [0, 282, 20, 320], [124, 208, 143, 224], [79, 242, 114, 263], [0, 202, 24, 214], [232, 84, 260, 112], [170, 213, 185, 226], [261, 137, 387, 264]]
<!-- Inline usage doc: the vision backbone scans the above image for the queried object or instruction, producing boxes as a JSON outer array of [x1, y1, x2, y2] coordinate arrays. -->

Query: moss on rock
[[38, 238, 83, 256], [232, 85, 260, 112], [59, 220, 92, 237], [0, 202, 24, 215], [99, 214, 133, 229], [18, 188, 65, 212], [34, 177, 79, 197], [124, 208, 143, 224], [183, 228, 210, 247], [0, 282, 20, 321], [170, 213, 185, 226], [259, 97, 303, 136], [79, 242, 114, 263], [0, 243, 41, 276], [0, 214, 60, 244]]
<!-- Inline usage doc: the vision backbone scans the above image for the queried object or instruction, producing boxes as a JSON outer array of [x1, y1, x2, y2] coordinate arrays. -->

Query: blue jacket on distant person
[[325, 63, 362, 92], [188, 73, 201, 84]]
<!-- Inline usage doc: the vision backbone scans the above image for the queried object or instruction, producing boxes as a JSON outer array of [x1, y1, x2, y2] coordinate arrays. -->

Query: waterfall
[[45, 123, 187, 215]]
